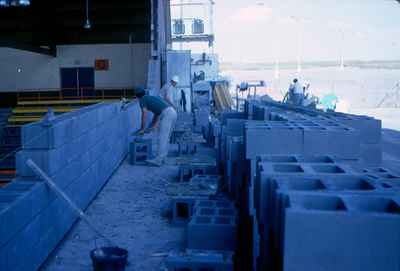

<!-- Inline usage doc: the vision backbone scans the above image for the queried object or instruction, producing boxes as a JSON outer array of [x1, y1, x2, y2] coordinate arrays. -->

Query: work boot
[[145, 157, 164, 167]]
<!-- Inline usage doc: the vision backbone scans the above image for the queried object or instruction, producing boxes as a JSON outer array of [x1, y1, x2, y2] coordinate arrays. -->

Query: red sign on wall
[[95, 59, 109, 70]]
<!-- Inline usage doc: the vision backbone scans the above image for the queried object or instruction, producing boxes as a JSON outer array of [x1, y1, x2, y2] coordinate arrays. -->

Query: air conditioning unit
[[173, 19, 185, 35], [192, 19, 204, 34]]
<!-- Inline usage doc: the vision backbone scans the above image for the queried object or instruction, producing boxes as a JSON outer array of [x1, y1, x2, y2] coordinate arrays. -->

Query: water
[[223, 66, 400, 130]]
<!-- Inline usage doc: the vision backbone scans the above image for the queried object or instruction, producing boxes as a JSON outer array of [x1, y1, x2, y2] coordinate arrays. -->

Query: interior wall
[[0, 44, 151, 92]]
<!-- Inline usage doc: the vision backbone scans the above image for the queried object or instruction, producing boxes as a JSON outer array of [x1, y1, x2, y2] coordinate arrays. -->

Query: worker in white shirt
[[159, 76, 179, 109], [289, 78, 303, 105]]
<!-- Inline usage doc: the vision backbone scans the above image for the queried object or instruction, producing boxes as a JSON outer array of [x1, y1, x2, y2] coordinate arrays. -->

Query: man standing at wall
[[135, 88, 177, 167], [159, 76, 179, 109]]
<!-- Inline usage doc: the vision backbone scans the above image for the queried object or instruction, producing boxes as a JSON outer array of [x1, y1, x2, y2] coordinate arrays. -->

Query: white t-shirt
[[159, 82, 176, 106], [292, 82, 303, 94]]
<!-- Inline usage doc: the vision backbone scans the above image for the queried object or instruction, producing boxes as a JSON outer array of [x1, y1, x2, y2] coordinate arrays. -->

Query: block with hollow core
[[129, 138, 153, 165], [179, 164, 217, 182], [282, 194, 400, 271], [187, 215, 237, 251], [170, 196, 205, 226]]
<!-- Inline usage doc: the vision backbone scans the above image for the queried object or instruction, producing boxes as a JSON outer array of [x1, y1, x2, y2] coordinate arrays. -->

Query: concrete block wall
[[0, 101, 141, 271]]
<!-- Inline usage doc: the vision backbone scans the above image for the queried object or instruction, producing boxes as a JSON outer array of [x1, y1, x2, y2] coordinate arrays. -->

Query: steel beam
[[0, 41, 56, 57]]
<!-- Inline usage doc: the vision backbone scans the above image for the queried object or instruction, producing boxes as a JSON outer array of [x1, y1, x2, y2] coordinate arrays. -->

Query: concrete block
[[282, 194, 400, 271], [170, 196, 198, 226], [129, 138, 153, 165], [5, 211, 43, 270], [165, 250, 234, 271], [363, 167, 400, 180], [302, 127, 330, 155], [177, 141, 197, 155], [21, 118, 73, 150], [326, 126, 361, 159], [255, 161, 358, 238], [0, 247, 6, 271], [188, 215, 237, 251], [360, 143, 382, 166], [245, 126, 303, 159], [179, 164, 217, 182]]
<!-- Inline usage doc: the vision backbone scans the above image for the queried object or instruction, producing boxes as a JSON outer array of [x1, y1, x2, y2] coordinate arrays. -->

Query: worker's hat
[[133, 87, 146, 98], [171, 76, 180, 84]]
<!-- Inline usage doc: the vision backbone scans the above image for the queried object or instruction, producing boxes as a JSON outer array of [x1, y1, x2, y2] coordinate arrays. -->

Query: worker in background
[[135, 88, 177, 167], [159, 76, 179, 109], [289, 78, 303, 105], [180, 89, 187, 112]]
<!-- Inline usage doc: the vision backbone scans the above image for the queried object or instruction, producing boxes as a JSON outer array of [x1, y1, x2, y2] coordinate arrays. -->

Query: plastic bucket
[[90, 247, 128, 271]]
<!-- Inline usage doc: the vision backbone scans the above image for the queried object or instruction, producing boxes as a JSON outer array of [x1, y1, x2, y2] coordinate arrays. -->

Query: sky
[[171, 0, 400, 63]]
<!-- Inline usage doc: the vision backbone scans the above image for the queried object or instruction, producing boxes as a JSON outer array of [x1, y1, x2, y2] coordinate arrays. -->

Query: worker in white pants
[[135, 88, 177, 166], [157, 107, 177, 160]]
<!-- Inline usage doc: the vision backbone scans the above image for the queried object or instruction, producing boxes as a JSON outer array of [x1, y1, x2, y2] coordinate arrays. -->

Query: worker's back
[[139, 95, 169, 115]]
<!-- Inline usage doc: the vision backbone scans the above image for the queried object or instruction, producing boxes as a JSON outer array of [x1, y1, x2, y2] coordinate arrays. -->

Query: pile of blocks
[[179, 163, 217, 182], [166, 198, 237, 271], [129, 137, 153, 165], [214, 100, 400, 271]]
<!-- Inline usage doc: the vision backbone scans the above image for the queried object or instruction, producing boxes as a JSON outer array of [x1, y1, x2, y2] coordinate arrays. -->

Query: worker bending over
[[135, 88, 177, 167], [159, 76, 179, 109]]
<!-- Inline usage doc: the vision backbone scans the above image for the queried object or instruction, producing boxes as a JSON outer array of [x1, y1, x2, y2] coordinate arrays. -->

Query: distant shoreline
[[220, 60, 400, 71]]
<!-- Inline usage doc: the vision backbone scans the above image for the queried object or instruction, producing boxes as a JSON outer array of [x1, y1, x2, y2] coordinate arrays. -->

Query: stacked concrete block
[[165, 250, 234, 271], [179, 163, 217, 182], [281, 193, 400, 271], [269, 177, 398, 259], [171, 196, 204, 226], [225, 136, 245, 201], [1, 101, 141, 271], [177, 141, 197, 155], [194, 108, 210, 134], [363, 167, 400, 180], [254, 159, 360, 270], [256, 160, 357, 221], [190, 175, 221, 187], [129, 137, 153, 165], [245, 123, 304, 160], [188, 200, 237, 251]]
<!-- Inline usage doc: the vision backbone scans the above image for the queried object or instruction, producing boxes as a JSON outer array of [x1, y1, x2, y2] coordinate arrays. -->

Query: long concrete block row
[[0, 101, 140, 271], [324, 113, 382, 144], [252, 102, 382, 145], [21, 103, 119, 150], [281, 193, 400, 271], [165, 250, 234, 271], [245, 123, 361, 160], [188, 200, 238, 251]]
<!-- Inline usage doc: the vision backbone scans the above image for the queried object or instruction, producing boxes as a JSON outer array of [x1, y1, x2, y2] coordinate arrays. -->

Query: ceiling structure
[[0, 0, 151, 56]]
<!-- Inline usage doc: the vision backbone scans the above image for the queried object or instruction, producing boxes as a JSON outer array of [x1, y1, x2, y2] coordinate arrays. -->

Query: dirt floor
[[40, 145, 216, 271]]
